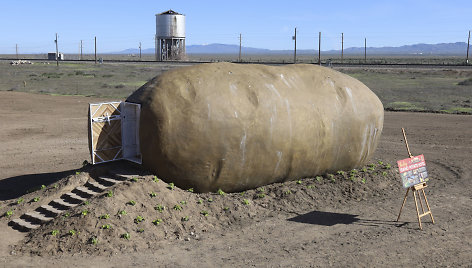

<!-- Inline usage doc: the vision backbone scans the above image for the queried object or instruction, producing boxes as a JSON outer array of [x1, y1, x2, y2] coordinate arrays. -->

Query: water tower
[[155, 10, 186, 61]]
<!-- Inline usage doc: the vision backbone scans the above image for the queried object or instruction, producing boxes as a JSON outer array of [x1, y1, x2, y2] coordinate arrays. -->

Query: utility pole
[[293, 27, 297, 63], [467, 30, 470, 64], [239, 33, 242, 62], [364, 38, 367, 63], [341, 33, 344, 63], [55, 33, 59, 67], [16, 44, 18, 60], [318, 32, 321, 65], [139, 42, 142, 59], [94, 36, 97, 64], [80, 40, 83, 60]]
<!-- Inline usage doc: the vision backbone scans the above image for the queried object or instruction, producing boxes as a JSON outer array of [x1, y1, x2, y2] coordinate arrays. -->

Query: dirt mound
[[0, 160, 398, 256]]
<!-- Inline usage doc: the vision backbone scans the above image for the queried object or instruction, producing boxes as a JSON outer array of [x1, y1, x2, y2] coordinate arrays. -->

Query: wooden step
[[51, 199, 78, 208], [24, 211, 54, 223], [39, 204, 64, 215], [10, 218, 40, 230], [63, 192, 87, 202], [74, 186, 99, 196], [86, 181, 107, 191], [97, 176, 121, 184]]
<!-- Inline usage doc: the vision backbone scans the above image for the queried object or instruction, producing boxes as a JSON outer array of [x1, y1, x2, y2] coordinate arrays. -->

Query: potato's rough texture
[[127, 63, 383, 192]]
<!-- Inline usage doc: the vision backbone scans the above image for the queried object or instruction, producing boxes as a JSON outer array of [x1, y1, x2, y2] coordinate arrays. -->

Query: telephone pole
[[467, 30, 470, 64], [364, 38, 367, 63], [341, 33, 344, 64], [239, 33, 242, 62], [139, 42, 142, 59], [293, 27, 297, 63], [16, 44, 18, 60], [318, 32, 321, 65], [80, 40, 83, 60], [94, 36, 97, 64], [55, 33, 59, 66]]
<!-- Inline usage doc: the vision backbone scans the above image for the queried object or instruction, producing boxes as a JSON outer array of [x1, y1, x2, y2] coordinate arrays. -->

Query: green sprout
[[240, 191, 246, 196], [89, 237, 98, 245], [208, 198, 213, 203], [32, 197, 40, 202], [257, 193, 266, 199], [53, 184, 58, 189], [197, 199, 203, 204], [16, 198, 24, 204], [378, 160, 384, 165], [106, 190, 113, 197], [315, 176, 322, 182], [63, 212, 70, 218], [118, 210, 127, 215], [336, 170, 345, 176], [154, 205, 165, 212], [284, 190, 292, 195], [127, 200, 136, 206], [180, 200, 187, 205], [181, 216, 189, 222], [173, 204, 182, 211], [149, 192, 157, 198], [51, 230, 59, 236], [350, 169, 358, 175], [256, 187, 265, 193], [361, 167, 368, 172], [296, 179, 302, 184], [242, 199, 250, 205], [101, 224, 112, 230], [3, 210, 12, 217], [361, 178, 366, 184], [200, 210, 209, 216], [385, 164, 391, 169], [81, 209, 89, 216], [382, 171, 388, 176], [75, 171, 81, 175], [152, 176, 159, 182], [152, 218, 163, 225], [121, 233, 130, 240], [137, 228, 144, 233], [307, 185, 315, 189], [187, 188, 194, 193], [84, 200, 90, 205], [217, 189, 226, 196], [99, 214, 110, 219], [132, 177, 139, 182], [69, 229, 77, 236], [41, 185, 46, 189], [223, 207, 230, 211], [167, 183, 175, 190], [134, 216, 145, 224]]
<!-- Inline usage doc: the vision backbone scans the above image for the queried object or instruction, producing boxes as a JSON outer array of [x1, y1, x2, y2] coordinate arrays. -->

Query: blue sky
[[0, 0, 470, 53]]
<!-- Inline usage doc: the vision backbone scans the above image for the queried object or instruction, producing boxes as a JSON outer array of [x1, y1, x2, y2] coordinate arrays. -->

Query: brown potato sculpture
[[127, 62, 383, 192]]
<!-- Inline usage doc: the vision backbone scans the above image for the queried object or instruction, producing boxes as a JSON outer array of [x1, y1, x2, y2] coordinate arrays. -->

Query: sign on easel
[[396, 128, 435, 230], [397, 154, 429, 188]]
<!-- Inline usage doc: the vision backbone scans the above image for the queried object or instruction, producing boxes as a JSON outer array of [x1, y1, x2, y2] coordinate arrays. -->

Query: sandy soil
[[0, 91, 471, 267]]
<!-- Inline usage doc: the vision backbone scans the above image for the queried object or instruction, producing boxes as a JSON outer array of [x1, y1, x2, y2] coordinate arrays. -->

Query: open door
[[89, 101, 141, 165]]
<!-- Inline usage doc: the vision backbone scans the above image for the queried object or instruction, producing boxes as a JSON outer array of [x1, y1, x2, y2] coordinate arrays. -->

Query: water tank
[[155, 10, 186, 61], [156, 10, 185, 38]]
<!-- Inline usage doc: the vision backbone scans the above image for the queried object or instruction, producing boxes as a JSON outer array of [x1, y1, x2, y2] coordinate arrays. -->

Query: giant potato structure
[[126, 62, 383, 192]]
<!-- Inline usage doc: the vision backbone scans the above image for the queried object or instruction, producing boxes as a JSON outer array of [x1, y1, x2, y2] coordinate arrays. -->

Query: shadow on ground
[[0, 170, 77, 201], [288, 210, 409, 228]]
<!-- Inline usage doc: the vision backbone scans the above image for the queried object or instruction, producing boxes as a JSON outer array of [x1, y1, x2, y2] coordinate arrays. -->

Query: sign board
[[89, 101, 141, 165], [397, 154, 428, 188]]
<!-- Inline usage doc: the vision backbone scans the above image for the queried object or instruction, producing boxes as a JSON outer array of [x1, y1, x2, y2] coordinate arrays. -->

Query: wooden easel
[[396, 128, 435, 230]]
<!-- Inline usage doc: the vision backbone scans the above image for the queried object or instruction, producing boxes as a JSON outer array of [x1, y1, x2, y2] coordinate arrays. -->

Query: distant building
[[48, 52, 64, 61]]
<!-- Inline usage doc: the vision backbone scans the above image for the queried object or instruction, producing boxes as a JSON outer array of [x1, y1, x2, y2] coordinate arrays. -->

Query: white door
[[89, 101, 141, 164]]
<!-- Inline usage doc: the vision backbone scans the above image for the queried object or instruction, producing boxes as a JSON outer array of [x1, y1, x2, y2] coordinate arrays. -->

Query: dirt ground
[[0, 91, 471, 267]]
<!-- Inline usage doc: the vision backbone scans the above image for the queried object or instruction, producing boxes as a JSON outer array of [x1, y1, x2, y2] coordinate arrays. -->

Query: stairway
[[8, 175, 128, 232]]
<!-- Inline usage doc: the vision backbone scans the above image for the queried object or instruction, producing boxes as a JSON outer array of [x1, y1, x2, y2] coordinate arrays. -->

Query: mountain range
[[116, 42, 469, 55]]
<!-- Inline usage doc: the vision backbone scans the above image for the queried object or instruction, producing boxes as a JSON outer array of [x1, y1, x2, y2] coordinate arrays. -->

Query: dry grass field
[[0, 60, 471, 267]]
